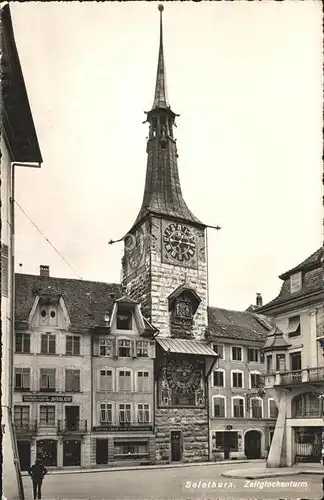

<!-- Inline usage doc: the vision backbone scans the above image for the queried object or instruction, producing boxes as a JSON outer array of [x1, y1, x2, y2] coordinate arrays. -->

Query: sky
[[11, 1, 322, 311]]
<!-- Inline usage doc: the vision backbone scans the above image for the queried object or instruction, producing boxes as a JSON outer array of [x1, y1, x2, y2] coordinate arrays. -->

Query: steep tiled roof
[[15, 273, 123, 329], [279, 247, 323, 279], [207, 306, 271, 342], [259, 248, 323, 312]]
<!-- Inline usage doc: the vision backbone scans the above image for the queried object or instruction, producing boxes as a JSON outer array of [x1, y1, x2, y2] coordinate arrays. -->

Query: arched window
[[291, 392, 321, 418]]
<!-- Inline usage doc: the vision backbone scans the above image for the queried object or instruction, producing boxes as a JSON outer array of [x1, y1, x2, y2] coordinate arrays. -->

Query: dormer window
[[116, 309, 132, 330], [39, 304, 58, 327], [290, 272, 302, 293]]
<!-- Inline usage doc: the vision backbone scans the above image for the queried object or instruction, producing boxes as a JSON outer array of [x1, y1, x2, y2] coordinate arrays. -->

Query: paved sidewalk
[[222, 463, 324, 479], [21, 458, 263, 476]]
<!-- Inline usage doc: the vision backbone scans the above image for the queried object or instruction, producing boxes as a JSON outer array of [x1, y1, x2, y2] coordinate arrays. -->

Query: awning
[[287, 317, 300, 334], [156, 337, 218, 357]]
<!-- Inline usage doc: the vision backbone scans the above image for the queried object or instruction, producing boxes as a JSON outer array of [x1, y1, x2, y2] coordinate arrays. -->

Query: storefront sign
[[22, 395, 73, 403], [93, 425, 153, 432]]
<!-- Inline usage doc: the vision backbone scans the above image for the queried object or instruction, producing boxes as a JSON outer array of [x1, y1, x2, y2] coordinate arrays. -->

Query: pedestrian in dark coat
[[28, 458, 47, 500]]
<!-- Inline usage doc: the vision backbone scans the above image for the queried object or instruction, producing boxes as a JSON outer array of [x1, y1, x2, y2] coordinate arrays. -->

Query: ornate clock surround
[[158, 355, 205, 408]]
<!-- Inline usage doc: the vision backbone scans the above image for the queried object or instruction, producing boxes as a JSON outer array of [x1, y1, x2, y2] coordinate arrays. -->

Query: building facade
[[207, 307, 277, 460], [1, 4, 42, 499], [258, 248, 324, 467], [91, 296, 157, 466]]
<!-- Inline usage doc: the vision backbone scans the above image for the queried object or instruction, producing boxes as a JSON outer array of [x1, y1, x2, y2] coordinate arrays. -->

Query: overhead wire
[[14, 200, 83, 280]]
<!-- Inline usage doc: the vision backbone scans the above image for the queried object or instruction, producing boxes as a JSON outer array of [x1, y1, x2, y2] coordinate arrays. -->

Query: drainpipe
[[8, 161, 41, 499]]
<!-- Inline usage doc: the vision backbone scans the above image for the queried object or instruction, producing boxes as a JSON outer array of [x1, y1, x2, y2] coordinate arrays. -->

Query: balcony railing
[[13, 421, 37, 436], [57, 420, 88, 435], [262, 367, 324, 388]]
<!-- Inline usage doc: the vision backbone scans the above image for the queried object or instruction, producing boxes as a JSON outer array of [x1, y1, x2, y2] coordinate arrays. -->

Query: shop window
[[114, 441, 148, 459]]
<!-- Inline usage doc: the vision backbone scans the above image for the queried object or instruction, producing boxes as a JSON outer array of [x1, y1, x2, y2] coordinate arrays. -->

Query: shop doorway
[[245, 430, 262, 459], [170, 431, 182, 462], [17, 441, 31, 471], [65, 406, 80, 430], [63, 440, 81, 466], [36, 440, 57, 466], [96, 439, 108, 464]]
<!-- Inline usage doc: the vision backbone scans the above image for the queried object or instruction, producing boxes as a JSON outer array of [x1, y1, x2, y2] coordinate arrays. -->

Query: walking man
[[28, 458, 47, 500]]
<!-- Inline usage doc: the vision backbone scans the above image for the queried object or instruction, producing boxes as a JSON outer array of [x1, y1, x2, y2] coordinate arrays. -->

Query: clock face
[[125, 227, 144, 270], [166, 359, 201, 394], [163, 223, 196, 262]]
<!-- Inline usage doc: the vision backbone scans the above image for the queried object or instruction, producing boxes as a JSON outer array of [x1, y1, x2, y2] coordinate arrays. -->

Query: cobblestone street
[[22, 462, 324, 500]]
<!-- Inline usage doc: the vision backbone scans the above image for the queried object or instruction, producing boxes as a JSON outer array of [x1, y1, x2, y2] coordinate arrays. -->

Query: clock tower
[[121, 5, 218, 464], [122, 4, 208, 341]]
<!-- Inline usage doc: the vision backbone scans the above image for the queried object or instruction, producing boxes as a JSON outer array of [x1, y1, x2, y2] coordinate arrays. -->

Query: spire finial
[[152, 3, 168, 109]]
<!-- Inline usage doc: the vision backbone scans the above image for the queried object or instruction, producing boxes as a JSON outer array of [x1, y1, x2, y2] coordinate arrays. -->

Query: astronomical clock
[[161, 220, 199, 269], [159, 357, 205, 408]]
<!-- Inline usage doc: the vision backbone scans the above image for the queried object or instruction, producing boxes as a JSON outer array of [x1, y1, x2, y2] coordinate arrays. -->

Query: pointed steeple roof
[[152, 4, 169, 109], [128, 5, 205, 232]]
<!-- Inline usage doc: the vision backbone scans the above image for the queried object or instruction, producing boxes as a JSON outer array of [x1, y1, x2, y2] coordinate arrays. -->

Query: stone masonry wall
[[155, 407, 209, 463]]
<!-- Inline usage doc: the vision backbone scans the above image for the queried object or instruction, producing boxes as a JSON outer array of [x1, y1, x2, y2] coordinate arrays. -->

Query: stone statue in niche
[[160, 366, 170, 405]]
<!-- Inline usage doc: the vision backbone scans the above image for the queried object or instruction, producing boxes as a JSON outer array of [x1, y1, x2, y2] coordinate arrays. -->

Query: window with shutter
[[136, 341, 149, 357], [118, 340, 131, 357], [137, 371, 149, 392], [119, 371, 132, 391], [99, 369, 113, 391]]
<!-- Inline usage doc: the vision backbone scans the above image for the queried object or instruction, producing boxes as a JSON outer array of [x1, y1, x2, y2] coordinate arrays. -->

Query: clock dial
[[166, 359, 201, 394], [126, 227, 144, 270], [163, 223, 196, 262]]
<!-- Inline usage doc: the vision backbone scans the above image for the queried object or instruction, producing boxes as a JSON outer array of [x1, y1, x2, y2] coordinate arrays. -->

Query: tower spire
[[152, 4, 169, 109], [128, 4, 204, 232]]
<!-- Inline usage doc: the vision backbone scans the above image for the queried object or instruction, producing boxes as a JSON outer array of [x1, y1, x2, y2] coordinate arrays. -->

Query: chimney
[[40, 265, 50, 277], [256, 293, 263, 307]]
